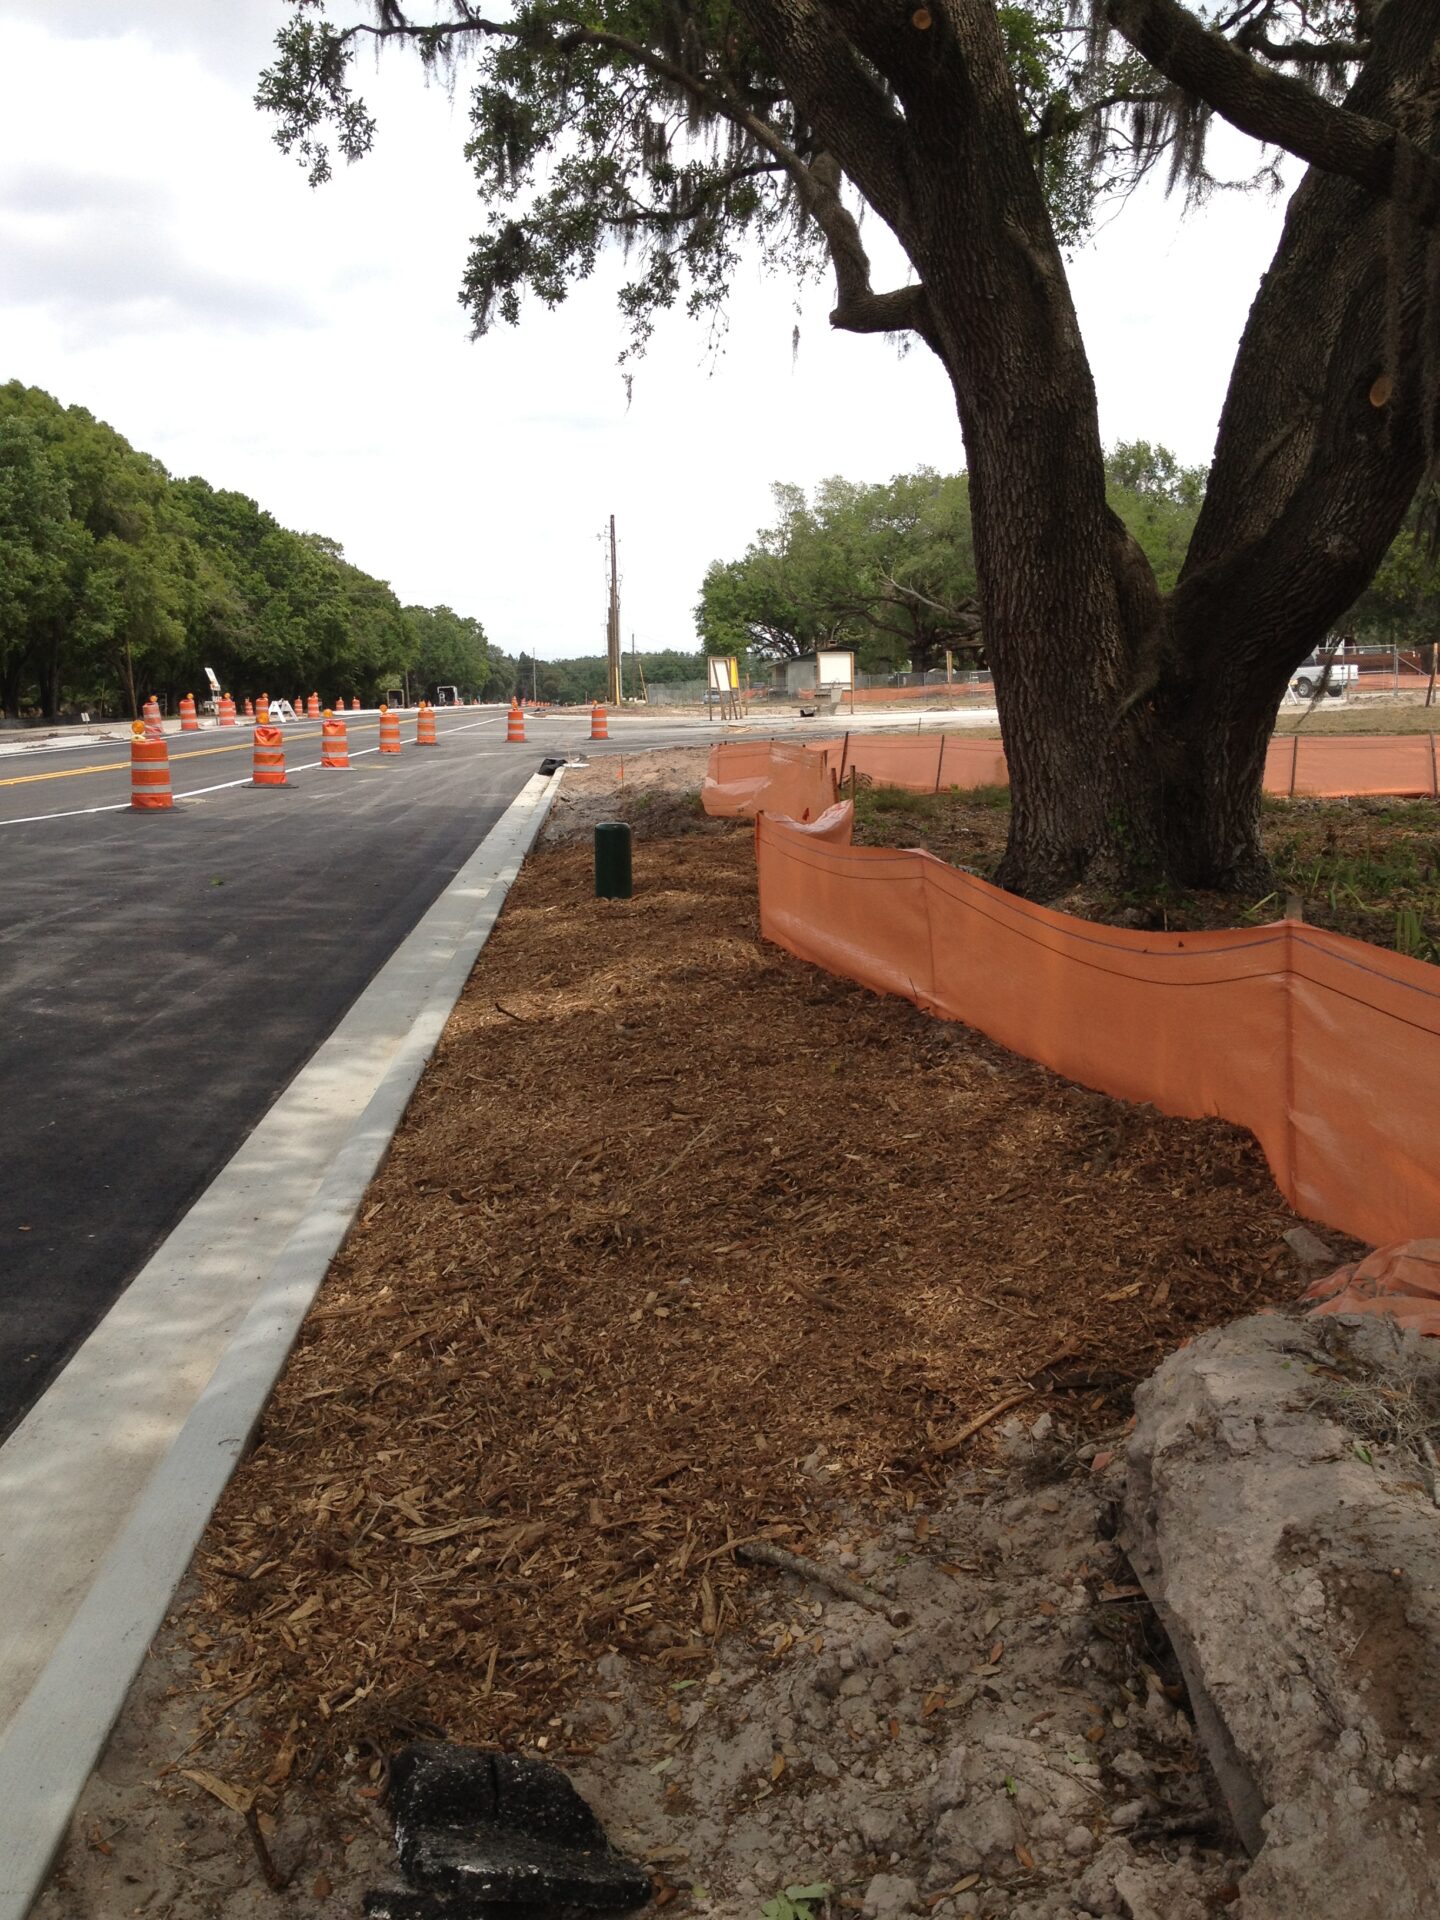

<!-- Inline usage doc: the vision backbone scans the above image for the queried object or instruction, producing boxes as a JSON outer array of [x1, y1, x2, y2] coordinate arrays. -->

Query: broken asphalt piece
[[364, 1742, 653, 1917]]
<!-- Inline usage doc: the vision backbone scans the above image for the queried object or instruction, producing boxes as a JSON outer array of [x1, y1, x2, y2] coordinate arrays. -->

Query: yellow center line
[[0, 722, 388, 788]]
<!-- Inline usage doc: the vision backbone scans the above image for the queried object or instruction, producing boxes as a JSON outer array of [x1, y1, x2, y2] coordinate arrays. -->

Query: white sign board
[[203, 666, 222, 694], [707, 655, 735, 692], [815, 648, 855, 688]]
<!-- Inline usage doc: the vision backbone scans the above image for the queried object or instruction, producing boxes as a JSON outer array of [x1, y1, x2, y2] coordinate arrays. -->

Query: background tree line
[[693, 442, 1437, 675], [0, 380, 502, 718], [512, 647, 707, 705]]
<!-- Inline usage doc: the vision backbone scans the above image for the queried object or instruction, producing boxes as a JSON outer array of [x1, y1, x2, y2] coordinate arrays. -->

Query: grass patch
[[852, 786, 1440, 959]]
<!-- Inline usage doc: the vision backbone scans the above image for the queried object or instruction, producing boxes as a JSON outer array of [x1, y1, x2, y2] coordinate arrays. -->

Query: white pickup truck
[[1290, 651, 1358, 699]]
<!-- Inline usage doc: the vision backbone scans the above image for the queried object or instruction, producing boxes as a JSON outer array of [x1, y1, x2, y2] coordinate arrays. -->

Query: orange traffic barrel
[[416, 701, 438, 746], [506, 702, 526, 743], [351, 696, 361, 711], [379, 706, 402, 755], [256, 694, 270, 723], [307, 692, 321, 718], [217, 693, 237, 727], [142, 696, 164, 742], [243, 697, 254, 719], [129, 722, 173, 811], [179, 692, 200, 732], [590, 703, 609, 740], [321, 710, 350, 768], [251, 724, 287, 787]]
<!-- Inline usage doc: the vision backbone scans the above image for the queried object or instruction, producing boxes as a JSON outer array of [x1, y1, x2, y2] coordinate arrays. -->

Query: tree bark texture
[[739, 0, 1440, 896]]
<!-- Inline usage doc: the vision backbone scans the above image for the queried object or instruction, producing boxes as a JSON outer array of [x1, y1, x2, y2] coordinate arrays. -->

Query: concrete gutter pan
[[0, 768, 563, 1919]]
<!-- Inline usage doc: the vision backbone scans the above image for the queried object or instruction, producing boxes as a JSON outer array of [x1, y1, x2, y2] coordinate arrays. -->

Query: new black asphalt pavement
[[0, 707, 657, 1440]]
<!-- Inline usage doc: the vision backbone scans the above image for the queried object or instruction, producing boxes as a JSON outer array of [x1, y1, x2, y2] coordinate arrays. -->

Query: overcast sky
[[0, 2, 1294, 661]]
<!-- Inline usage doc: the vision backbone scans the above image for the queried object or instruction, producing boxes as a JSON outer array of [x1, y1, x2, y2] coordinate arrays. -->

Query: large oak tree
[[262, 1, 1440, 894]]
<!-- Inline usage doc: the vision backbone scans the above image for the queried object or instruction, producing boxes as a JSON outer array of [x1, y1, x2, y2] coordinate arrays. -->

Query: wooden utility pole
[[606, 515, 622, 707]]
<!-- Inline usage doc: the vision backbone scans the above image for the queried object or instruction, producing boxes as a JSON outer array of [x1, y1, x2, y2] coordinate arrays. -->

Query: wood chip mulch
[[179, 800, 1331, 1787]]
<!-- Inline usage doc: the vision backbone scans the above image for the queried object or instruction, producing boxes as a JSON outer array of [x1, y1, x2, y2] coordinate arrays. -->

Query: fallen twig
[[244, 1804, 293, 1892], [734, 1540, 910, 1627], [930, 1389, 1034, 1457]]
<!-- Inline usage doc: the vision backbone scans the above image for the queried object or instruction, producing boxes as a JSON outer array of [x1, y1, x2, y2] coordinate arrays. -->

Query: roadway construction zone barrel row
[[141, 692, 377, 728], [127, 699, 566, 810], [125, 698, 506, 810], [138, 693, 566, 731]]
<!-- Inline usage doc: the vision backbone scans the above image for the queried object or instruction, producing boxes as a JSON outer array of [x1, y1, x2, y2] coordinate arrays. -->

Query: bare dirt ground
[[38, 749, 1356, 1920]]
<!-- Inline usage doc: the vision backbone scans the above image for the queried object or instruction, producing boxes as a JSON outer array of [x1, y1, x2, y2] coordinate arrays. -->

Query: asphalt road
[[0, 706, 698, 1440]]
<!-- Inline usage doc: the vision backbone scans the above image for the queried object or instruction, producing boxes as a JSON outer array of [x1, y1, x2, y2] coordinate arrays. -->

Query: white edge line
[[0, 767, 563, 1919]]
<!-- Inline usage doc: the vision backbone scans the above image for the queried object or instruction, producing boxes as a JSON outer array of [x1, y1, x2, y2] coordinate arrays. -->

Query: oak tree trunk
[[761, 0, 1440, 898]]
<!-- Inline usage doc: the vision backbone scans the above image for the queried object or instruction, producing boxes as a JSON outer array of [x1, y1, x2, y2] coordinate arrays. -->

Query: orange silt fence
[[506, 703, 526, 743], [142, 696, 164, 742], [379, 707, 402, 754], [129, 723, 173, 811], [590, 704, 609, 740], [702, 740, 837, 822], [320, 710, 350, 768], [750, 797, 1440, 1253], [705, 731, 1440, 813], [250, 725, 287, 788], [179, 693, 200, 732], [1263, 732, 1440, 797], [416, 702, 438, 746]]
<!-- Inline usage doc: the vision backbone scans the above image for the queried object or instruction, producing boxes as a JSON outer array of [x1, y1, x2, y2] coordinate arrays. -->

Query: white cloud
[[0, 9, 1291, 659], [0, 0, 289, 79]]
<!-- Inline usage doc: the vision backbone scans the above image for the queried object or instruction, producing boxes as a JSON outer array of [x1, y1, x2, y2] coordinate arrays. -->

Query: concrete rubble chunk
[[1282, 1225, 1342, 1268], [1120, 1312, 1440, 1920], [364, 1742, 653, 1917]]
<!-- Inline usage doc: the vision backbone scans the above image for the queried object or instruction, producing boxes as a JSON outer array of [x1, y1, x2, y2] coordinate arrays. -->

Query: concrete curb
[[0, 768, 563, 1919]]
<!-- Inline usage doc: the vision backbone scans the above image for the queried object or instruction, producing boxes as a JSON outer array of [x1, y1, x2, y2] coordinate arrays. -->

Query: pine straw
[[182, 817, 1328, 1786]]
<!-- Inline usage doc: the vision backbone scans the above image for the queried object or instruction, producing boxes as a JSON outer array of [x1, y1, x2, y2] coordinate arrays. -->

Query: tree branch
[[1234, 27, 1371, 67], [335, 5, 939, 347], [1106, 0, 1440, 224], [828, 281, 934, 336], [734, 0, 915, 233], [879, 574, 981, 626]]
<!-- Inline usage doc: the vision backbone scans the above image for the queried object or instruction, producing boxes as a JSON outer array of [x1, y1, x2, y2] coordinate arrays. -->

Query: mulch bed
[[179, 794, 1336, 1791]]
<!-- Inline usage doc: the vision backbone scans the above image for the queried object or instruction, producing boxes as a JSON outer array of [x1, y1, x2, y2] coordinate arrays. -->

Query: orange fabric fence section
[[702, 733, 1440, 815], [1262, 732, 1440, 797], [701, 740, 837, 821], [755, 804, 1440, 1250], [834, 733, 1010, 793]]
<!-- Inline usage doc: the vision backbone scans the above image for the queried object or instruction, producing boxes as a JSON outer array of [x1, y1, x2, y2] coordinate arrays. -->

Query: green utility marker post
[[594, 820, 633, 899]]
